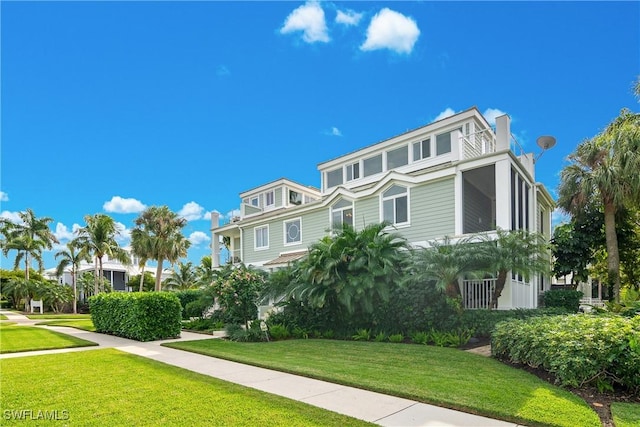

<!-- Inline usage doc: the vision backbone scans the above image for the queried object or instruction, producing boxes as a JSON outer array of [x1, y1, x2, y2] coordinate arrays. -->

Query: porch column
[[211, 211, 220, 268], [494, 159, 511, 230]]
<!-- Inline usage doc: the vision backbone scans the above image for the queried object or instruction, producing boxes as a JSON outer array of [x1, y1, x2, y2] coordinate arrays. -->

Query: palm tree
[[132, 206, 190, 291], [75, 214, 130, 295], [1, 209, 59, 280], [55, 241, 90, 314], [130, 228, 154, 292], [475, 228, 549, 309], [195, 255, 216, 288], [558, 109, 640, 302], [408, 236, 483, 299], [163, 261, 198, 291]]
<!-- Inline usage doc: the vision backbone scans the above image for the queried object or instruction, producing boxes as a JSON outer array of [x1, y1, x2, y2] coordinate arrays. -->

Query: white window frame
[[381, 185, 410, 227], [330, 199, 354, 230], [283, 217, 302, 246], [254, 225, 269, 250], [250, 196, 260, 207], [346, 161, 360, 182], [265, 191, 275, 209]]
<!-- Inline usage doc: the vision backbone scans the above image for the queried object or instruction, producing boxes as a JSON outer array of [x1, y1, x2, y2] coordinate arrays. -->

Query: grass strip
[[26, 313, 92, 319], [0, 314, 7, 320], [165, 339, 599, 427], [611, 402, 640, 427], [36, 319, 96, 332], [0, 323, 97, 353], [0, 348, 370, 426]]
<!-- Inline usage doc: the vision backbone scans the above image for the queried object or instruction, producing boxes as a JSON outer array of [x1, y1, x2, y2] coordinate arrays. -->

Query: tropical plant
[[0, 209, 59, 280], [75, 214, 130, 295], [1, 278, 41, 311], [77, 271, 110, 300], [475, 228, 549, 309], [132, 206, 190, 291], [558, 109, 640, 302], [408, 236, 483, 299], [163, 261, 198, 291], [127, 272, 155, 292], [55, 241, 91, 314], [39, 281, 74, 313], [287, 223, 410, 318], [211, 264, 266, 328], [195, 255, 216, 288], [130, 226, 154, 292]]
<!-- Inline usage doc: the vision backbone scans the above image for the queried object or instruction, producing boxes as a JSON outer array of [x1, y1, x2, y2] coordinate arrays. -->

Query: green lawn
[[611, 402, 640, 427], [165, 339, 600, 427], [36, 319, 96, 332], [0, 314, 7, 320], [0, 323, 97, 353], [26, 313, 92, 319], [0, 349, 370, 426]]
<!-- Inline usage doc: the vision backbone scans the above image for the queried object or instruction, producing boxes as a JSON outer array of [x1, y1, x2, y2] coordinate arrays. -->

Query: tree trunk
[[603, 201, 621, 303], [445, 280, 461, 299], [25, 252, 30, 281], [139, 264, 145, 292], [94, 257, 100, 296], [155, 259, 164, 292], [72, 267, 77, 314], [489, 270, 508, 310]]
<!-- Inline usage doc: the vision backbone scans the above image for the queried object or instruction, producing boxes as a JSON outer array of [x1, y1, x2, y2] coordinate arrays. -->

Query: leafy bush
[[182, 317, 224, 332], [174, 289, 203, 319], [352, 329, 371, 341], [543, 290, 583, 312], [268, 324, 290, 341], [225, 322, 267, 342], [460, 307, 569, 338], [373, 332, 387, 342], [492, 314, 640, 394], [388, 333, 404, 343], [89, 292, 182, 341], [411, 331, 429, 345], [292, 326, 309, 339]]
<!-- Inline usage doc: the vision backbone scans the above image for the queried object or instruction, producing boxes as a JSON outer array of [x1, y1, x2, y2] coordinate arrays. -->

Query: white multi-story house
[[211, 107, 555, 309]]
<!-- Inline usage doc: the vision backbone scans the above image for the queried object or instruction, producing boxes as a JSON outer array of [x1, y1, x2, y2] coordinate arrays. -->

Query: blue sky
[[1, 1, 638, 272]]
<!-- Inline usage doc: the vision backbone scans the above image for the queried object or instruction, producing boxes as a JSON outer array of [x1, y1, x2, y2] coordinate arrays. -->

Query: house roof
[[263, 250, 308, 267]]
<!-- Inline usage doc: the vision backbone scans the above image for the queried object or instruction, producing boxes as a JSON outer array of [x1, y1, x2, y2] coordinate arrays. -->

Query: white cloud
[[225, 209, 241, 221], [203, 211, 212, 221], [0, 211, 23, 224], [115, 222, 131, 243], [188, 231, 211, 247], [178, 202, 205, 221], [483, 108, 507, 126], [0, 191, 8, 202], [336, 9, 363, 26], [103, 196, 146, 214], [324, 126, 342, 137], [54, 222, 81, 241], [360, 8, 420, 54], [552, 208, 570, 230], [280, 1, 330, 43], [433, 108, 456, 122]]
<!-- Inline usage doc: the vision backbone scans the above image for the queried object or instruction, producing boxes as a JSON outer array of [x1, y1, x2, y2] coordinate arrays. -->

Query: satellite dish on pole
[[535, 136, 556, 162]]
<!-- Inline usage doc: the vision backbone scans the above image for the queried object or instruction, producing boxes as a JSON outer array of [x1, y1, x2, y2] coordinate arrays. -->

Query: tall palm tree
[[132, 206, 190, 291], [75, 214, 130, 295], [195, 255, 216, 288], [1, 209, 59, 280], [475, 228, 549, 309], [558, 109, 640, 302], [55, 240, 90, 314], [163, 261, 198, 291], [409, 236, 483, 299]]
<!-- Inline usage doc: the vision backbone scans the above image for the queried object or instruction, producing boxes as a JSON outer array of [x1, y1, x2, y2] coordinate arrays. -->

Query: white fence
[[462, 279, 495, 309]]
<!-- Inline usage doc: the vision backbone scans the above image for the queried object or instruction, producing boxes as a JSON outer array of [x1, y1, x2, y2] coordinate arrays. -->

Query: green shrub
[[492, 314, 640, 394], [543, 290, 583, 312], [292, 326, 309, 339], [89, 292, 182, 341], [411, 331, 429, 345], [322, 330, 334, 339], [182, 317, 223, 332], [373, 332, 387, 342], [268, 324, 290, 340], [352, 329, 371, 341], [174, 289, 204, 319], [388, 333, 404, 343], [460, 307, 569, 338]]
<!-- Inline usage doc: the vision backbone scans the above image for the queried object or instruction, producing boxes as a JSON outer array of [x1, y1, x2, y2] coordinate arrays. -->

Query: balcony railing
[[461, 129, 496, 160], [462, 278, 496, 309]]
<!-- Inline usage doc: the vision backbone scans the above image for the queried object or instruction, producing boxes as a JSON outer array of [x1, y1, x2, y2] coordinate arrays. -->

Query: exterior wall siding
[[402, 178, 455, 243], [275, 188, 283, 208], [353, 197, 379, 231]]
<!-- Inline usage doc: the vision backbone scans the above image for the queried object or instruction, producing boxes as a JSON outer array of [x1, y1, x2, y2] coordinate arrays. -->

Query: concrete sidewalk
[[1, 310, 521, 426]]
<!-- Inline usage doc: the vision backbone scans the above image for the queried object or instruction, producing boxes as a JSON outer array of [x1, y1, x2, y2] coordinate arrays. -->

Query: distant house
[[211, 107, 555, 310], [45, 248, 172, 292]]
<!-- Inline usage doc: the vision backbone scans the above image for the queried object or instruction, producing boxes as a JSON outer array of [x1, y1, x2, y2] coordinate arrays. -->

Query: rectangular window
[[265, 191, 275, 208], [326, 168, 343, 188], [382, 185, 409, 225], [289, 190, 302, 205], [284, 218, 302, 245], [363, 154, 382, 177], [346, 162, 360, 181], [386, 146, 408, 169], [250, 197, 259, 207], [412, 138, 431, 161], [255, 226, 269, 249], [436, 131, 452, 155]]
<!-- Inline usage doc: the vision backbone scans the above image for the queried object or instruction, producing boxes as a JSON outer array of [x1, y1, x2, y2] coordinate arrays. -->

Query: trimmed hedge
[[543, 289, 583, 312], [492, 314, 640, 394], [460, 307, 569, 338], [89, 292, 182, 341]]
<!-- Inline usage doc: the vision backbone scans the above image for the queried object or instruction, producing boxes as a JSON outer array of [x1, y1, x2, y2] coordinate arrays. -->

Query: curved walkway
[[1, 310, 520, 426]]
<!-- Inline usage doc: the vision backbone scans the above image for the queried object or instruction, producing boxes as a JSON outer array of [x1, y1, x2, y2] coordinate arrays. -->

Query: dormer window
[[326, 168, 343, 189], [413, 138, 431, 161], [386, 146, 408, 169], [265, 191, 275, 208], [250, 196, 260, 207], [363, 154, 383, 177], [289, 190, 302, 205], [346, 162, 360, 181]]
